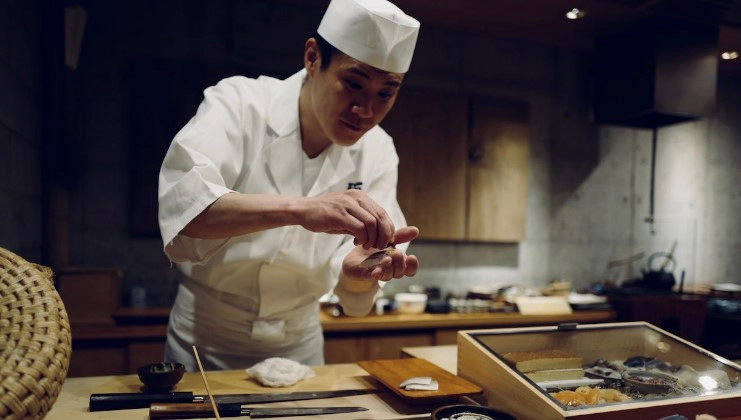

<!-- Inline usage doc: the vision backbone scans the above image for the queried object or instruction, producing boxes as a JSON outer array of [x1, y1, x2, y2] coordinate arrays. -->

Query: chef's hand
[[298, 189, 396, 249], [339, 226, 420, 293]]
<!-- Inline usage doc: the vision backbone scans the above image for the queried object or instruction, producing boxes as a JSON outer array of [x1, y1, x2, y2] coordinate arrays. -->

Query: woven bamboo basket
[[0, 247, 72, 419]]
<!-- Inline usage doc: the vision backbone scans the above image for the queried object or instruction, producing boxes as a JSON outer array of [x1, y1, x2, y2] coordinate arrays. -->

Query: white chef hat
[[317, 0, 420, 73]]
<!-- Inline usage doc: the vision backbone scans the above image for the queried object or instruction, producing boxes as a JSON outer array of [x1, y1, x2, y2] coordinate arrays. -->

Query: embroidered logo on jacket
[[347, 182, 363, 190]]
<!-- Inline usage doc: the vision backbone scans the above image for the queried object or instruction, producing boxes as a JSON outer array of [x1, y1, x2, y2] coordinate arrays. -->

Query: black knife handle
[[150, 403, 242, 419], [89, 392, 195, 411]]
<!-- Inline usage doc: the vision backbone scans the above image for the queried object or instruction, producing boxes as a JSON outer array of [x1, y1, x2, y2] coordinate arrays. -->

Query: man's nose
[[351, 101, 373, 118]]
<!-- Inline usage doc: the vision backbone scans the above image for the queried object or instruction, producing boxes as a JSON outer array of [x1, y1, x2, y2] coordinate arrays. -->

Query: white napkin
[[245, 357, 315, 387]]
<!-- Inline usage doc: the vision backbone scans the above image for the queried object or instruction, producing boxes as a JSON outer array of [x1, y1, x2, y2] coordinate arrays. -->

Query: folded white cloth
[[245, 357, 315, 387]]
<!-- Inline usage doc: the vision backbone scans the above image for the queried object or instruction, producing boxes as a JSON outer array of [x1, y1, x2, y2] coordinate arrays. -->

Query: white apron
[[165, 272, 324, 371]]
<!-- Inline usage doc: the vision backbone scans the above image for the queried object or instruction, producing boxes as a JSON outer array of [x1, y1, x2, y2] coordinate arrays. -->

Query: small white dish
[[395, 293, 428, 314]]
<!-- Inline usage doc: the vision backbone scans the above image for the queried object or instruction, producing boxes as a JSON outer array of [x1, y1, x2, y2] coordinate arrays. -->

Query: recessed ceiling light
[[566, 8, 586, 20], [721, 51, 739, 60]]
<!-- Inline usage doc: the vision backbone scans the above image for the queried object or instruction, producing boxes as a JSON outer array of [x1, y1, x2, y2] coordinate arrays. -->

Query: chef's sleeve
[[158, 78, 250, 264]]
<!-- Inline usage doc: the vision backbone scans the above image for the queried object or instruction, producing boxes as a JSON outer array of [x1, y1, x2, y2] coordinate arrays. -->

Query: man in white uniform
[[158, 0, 421, 371]]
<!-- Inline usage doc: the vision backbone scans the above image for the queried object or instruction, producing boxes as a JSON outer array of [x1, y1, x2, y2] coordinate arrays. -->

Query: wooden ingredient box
[[457, 322, 741, 420]]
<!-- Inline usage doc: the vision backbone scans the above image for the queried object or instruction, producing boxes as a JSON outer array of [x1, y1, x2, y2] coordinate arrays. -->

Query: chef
[[158, 0, 421, 371]]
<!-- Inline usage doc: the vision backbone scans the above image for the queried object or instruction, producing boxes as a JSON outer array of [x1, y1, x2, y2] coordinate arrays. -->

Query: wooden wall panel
[[382, 89, 468, 241], [468, 98, 530, 242]]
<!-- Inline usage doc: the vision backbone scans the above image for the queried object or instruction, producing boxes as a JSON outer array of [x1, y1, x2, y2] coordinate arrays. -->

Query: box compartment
[[457, 322, 741, 419]]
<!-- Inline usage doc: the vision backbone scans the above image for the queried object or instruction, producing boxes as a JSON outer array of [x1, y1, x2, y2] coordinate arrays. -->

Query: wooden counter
[[46, 363, 440, 420], [45, 344, 741, 420]]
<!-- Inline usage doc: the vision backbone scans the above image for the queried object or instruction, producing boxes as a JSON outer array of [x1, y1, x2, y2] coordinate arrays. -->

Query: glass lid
[[468, 322, 741, 410]]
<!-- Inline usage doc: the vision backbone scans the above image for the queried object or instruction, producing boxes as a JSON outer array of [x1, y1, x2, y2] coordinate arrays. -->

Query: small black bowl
[[137, 362, 185, 391], [432, 404, 517, 420]]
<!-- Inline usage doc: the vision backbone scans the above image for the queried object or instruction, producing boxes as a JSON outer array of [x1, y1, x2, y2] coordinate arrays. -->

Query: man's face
[[309, 52, 404, 147]]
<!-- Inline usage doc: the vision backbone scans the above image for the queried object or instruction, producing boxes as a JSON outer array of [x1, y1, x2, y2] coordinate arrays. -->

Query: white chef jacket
[[158, 69, 408, 370]]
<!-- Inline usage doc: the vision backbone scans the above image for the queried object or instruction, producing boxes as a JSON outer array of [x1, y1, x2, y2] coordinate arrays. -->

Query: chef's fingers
[[382, 250, 403, 280], [401, 254, 419, 277], [370, 264, 390, 281], [303, 190, 394, 249], [355, 198, 394, 249], [390, 252, 419, 279], [371, 252, 419, 281], [348, 205, 394, 250], [346, 206, 376, 248], [327, 215, 380, 249]]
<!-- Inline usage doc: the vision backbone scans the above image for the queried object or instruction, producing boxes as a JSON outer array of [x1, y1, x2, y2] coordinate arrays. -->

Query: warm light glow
[[656, 341, 670, 353], [721, 51, 739, 60], [566, 8, 586, 20], [698, 375, 719, 390]]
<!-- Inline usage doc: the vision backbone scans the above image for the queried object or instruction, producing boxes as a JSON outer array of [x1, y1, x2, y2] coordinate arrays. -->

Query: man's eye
[[345, 80, 362, 90]]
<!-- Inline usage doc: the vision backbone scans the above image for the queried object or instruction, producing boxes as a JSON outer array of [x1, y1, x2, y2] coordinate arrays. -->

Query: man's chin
[[333, 128, 366, 146]]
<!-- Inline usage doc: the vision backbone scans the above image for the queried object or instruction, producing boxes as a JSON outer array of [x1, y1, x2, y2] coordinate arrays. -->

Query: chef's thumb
[[390, 226, 419, 246]]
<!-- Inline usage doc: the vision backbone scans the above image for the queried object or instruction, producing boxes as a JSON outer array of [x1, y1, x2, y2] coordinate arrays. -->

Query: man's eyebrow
[[347, 67, 402, 87], [347, 67, 371, 80], [384, 79, 402, 88]]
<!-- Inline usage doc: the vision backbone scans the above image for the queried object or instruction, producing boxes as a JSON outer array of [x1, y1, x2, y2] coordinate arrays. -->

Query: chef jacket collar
[[266, 69, 306, 138]]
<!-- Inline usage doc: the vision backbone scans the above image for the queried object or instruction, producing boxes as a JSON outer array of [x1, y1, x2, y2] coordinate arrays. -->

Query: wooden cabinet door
[[382, 89, 529, 242], [324, 336, 364, 364], [364, 332, 434, 360], [382, 89, 468, 240], [468, 97, 530, 242], [324, 332, 434, 363]]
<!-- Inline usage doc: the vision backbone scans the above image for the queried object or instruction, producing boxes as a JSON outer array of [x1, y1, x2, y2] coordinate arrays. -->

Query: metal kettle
[[640, 251, 676, 291]]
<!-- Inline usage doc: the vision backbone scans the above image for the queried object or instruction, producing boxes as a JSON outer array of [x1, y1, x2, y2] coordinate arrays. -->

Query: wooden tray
[[358, 358, 482, 405]]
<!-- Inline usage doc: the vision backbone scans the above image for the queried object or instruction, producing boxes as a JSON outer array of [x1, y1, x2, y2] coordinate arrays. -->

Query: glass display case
[[457, 322, 741, 419]]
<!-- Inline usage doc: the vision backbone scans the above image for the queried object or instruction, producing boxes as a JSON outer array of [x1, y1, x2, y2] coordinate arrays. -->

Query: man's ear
[[304, 38, 320, 76]]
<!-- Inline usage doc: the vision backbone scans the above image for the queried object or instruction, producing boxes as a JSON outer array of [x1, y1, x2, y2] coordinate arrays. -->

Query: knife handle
[[89, 392, 194, 411], [150, 403, 242, 419]]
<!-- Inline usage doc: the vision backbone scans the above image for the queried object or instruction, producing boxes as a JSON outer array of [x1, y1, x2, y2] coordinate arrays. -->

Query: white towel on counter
[[245, 357, 315, 387]]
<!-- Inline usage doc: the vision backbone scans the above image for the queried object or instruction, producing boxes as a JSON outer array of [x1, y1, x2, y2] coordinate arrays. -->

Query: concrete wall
[[2, 0, 740, 305], [542, 78, 741, 293]]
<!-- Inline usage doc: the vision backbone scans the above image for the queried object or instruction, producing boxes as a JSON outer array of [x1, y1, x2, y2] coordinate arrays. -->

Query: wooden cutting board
[[358, 358, 482, 405]]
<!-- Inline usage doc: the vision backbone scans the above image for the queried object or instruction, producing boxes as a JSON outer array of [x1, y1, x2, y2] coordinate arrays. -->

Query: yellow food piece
[[550, 386, 632, 406], [575, 386, 601, 405], [550, 390, 586, 406]]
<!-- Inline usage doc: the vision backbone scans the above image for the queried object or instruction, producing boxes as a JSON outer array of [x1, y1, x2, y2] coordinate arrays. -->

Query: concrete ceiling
[[281, 0, 741, 77]]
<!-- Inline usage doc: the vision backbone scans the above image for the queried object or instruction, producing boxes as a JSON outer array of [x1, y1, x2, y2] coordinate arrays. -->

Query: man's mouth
[[341, 119, 364, 132]]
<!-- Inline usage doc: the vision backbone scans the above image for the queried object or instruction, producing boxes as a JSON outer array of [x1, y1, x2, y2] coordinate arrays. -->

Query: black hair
[[314, 32, 340, 70]]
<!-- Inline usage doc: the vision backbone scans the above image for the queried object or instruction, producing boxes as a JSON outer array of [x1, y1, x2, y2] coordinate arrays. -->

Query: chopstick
[[192, 345, 221, 420]]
